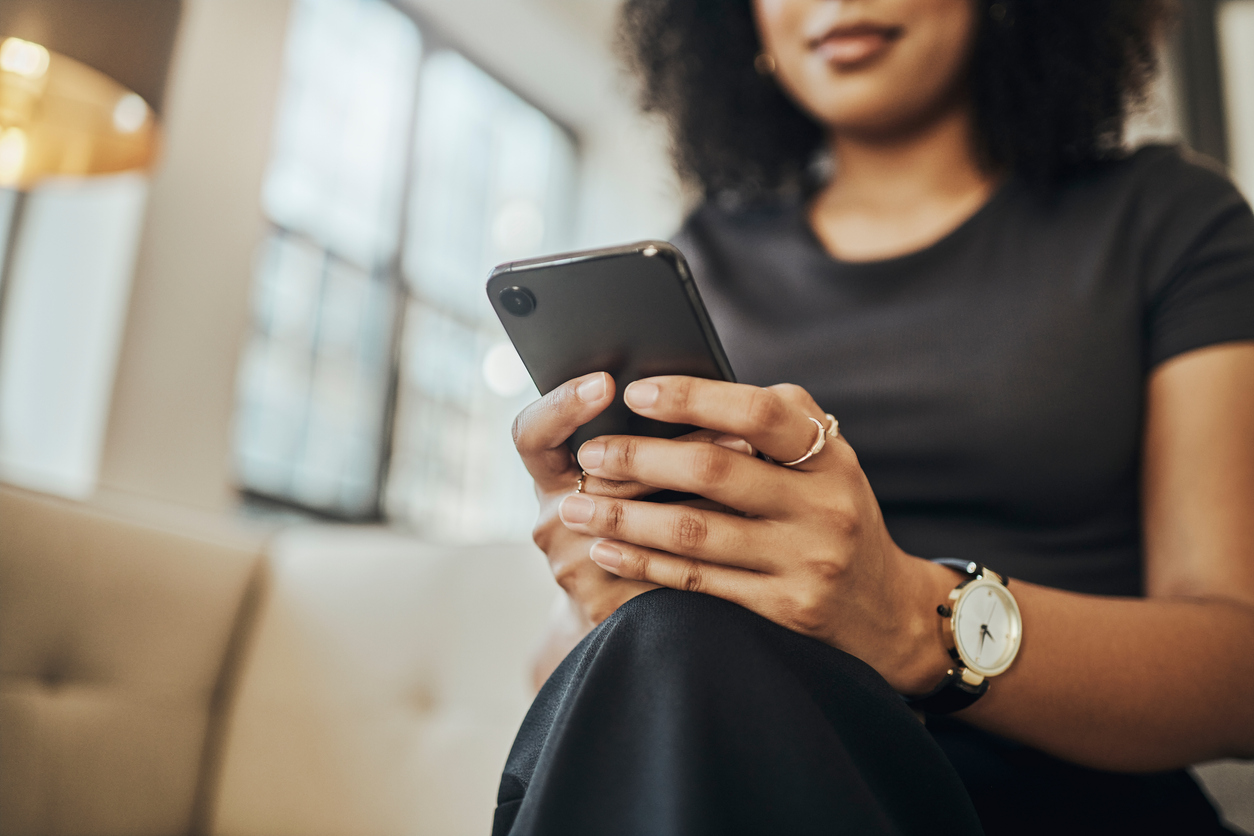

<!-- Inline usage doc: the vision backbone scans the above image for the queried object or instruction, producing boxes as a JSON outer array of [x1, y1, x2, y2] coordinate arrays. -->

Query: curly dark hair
[[618, 0, 1173, 198]]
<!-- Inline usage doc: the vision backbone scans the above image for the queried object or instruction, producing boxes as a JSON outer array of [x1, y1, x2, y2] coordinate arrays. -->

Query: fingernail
[[590, 540, 623, 569], [713, 434, 753, 455], [579, 440, 605, 470], [624, 381, 658, 409], [559, 494, 595, 524], [576, 374, 606, 403]]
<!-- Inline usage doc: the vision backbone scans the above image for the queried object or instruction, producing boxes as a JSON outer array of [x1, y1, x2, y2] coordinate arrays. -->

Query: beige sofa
[[1, 484, 1250, 835], [0, 485, 553, 836]]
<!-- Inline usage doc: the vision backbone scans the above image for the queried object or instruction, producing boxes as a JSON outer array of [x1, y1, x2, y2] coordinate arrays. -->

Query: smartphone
[[486, 240, 736, 454]]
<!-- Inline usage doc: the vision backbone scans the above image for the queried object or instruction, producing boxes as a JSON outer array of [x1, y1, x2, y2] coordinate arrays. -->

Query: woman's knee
[[595, 588, 755, 662], [583, 588, 898, 707]]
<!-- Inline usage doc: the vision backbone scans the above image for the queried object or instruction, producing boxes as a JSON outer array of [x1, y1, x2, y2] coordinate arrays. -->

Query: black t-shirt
[[674, 144, 1254, 598]]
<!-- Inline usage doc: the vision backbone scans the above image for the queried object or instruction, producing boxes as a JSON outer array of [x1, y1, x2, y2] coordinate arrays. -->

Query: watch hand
[[978, 625, 987, 657]]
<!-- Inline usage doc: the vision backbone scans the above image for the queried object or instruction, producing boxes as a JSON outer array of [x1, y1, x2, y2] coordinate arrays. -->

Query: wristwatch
[[906, 559, 1023, 714]]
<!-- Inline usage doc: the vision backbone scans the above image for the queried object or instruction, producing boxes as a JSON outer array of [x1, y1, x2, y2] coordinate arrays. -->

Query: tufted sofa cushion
[[206, 525, 555, 836], [0, 486, 266, 836], [1, 486, 1248, 835]]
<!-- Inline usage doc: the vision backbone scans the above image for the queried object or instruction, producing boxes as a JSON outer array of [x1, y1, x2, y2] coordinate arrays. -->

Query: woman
[[495, 0, 1254, 833]]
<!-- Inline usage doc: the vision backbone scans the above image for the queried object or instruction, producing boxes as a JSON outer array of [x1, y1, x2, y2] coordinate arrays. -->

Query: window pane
[[262, 0, 421, 269], [403, 50, 576, 323], [235, 232, 397, 516], [388, 50, 576, 541], [387, 301, 540, 540]]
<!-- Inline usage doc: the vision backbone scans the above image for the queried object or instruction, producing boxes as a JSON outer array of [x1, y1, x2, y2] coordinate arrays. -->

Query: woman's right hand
[[514, 372, 660, 632]]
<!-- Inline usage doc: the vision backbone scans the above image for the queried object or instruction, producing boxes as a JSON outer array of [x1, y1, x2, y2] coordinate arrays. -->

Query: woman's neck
[[808, 103, 1001, 262]]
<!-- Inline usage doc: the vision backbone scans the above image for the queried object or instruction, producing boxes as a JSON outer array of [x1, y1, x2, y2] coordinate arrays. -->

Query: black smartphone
[[486, 240, 735, 454]]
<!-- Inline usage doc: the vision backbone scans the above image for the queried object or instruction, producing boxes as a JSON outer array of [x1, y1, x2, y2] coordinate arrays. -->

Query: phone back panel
[[487, 241, 735, 452]]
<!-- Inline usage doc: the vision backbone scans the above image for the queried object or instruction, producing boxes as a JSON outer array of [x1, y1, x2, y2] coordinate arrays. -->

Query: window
[[1219, 0, 1254, 199], [234, 0, 575, 538]]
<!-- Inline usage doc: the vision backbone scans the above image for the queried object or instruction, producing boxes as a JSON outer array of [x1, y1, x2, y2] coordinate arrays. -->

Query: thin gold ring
[[575, 470, 587, 494], [775, 414, 837, 468]]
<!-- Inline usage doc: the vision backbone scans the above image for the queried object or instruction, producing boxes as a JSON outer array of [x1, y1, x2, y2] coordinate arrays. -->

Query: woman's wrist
[[887, 554, 961, 696]]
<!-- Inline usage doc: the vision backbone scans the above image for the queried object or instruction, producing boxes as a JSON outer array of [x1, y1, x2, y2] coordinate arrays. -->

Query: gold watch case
[[942, 575, 1023, 680]]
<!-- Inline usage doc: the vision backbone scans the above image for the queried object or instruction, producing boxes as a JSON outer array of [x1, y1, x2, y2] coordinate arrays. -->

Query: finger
[[579, 428, 752, 501], [588, 538, 764, 606], [558, 493, 777, 572], [579, 473, 658, 500], [534, 503, 656, 618], [513, 372, 615, 491], [577, 434, 790, 517], [623, 376, 833, 468]]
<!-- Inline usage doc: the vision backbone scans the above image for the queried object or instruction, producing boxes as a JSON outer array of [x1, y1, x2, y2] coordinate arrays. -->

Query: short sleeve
[[1144, 158, 1254, 368]]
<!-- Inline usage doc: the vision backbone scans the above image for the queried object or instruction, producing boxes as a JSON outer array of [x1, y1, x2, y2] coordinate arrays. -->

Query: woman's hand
[[514, 372, 660, 628], [558, 375, 956, 694]]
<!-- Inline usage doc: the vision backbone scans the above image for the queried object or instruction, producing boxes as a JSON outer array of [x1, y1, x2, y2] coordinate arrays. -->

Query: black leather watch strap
[[932, 557, 1008, 586], [904, 667, 989, 714]]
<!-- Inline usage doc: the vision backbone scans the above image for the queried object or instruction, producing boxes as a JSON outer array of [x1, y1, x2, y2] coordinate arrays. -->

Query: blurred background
[[0, 1, 1251, 834]]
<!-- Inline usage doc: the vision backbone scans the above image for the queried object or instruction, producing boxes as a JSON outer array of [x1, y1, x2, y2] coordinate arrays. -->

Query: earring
[[754, 52, 776, 76]]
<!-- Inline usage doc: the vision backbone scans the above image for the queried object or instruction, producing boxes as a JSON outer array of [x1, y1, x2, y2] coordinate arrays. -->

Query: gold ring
[[575, 471, 587, 494], [775, 416, 829, 467], [824, 413, 839, 439]]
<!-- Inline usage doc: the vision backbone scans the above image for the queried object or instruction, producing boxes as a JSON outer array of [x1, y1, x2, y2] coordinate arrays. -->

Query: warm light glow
[[0, 37, 51, 80], [0, 127, 29, 185], [0, 44, 159, 187], [112, 93, 149, 134]]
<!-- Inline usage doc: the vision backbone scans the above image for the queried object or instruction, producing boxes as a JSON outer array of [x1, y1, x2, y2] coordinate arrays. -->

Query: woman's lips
[[812, 25, 903, 67]]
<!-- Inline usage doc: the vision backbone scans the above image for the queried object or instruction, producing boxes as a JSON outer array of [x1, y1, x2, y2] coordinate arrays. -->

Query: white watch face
[[952, 578, 1022, 677]]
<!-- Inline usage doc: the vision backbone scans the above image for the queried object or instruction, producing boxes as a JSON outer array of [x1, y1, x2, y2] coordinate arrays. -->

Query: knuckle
[[603, 500, 627, 535], [630, 550, 652, 580], [746, 388, 785, 431], [532, 522, 553, 553], [826, 502, 862, 538], [810, 555, 847, 583], [679, 562, 704, 593], [510, 409, 530, 449], [587, 598, 618, 625], [785, 591, 826, 634], [692, 444, 733, 485], [772, 383, 808, 405], [551, 558, 580, 592], [590, 477, 635, 498], [671, 511, 709, 552], [531, 508, 561, 553], [666, 376, 696, 415], [612, 437, 640, 472], [831, 440, 861, 472]]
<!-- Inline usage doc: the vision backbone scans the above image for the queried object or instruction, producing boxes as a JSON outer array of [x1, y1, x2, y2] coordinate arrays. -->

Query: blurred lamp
[[0, 37, 158, 187], [0, 0, 181, 374], [0, 0, 181, 187]]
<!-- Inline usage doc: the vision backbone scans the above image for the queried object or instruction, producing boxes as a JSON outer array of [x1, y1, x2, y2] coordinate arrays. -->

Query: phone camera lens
[[499, 286, 536, 317]]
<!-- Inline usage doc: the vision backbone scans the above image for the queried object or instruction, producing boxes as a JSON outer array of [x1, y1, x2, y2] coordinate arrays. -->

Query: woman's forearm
[[927, 568, 1254, 771]]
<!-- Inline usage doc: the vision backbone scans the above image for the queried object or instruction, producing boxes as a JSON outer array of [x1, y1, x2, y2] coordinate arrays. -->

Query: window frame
[[237, 0, 580, 524]]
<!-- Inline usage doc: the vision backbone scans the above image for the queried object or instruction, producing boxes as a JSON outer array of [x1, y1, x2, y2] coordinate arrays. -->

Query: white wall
[[98, 0, 295, 512]]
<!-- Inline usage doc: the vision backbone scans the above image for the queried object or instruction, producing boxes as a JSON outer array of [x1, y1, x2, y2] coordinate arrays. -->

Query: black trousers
[[494, 589, 1232, 836]]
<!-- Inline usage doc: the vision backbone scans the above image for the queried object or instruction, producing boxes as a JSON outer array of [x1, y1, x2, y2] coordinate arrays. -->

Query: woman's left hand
[[558, 375, 954, 694]]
